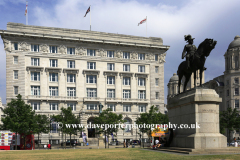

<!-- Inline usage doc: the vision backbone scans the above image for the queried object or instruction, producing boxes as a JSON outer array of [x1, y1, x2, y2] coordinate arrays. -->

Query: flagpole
[[90, 5, 91, 31], [146, 16, 147, 37], [26, 1, 28, 25]]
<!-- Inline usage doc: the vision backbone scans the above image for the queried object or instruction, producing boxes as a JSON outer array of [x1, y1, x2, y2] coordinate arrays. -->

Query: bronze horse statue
[[177, 38, 217, 93]]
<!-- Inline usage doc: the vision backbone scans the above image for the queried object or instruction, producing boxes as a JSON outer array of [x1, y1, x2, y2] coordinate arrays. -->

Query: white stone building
[[0, 23, 169, 144]]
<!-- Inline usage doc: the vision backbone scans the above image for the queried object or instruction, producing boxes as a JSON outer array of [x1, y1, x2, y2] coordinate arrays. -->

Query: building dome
[[228, 35, 240, 49], [169, 73, 178, 82]]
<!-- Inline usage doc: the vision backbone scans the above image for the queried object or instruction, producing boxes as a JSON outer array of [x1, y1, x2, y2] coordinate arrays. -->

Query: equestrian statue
[[177, 35, 217, 93]]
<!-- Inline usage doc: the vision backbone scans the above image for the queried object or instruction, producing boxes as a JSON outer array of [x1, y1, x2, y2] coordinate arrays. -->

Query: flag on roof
[[25, 2, 28, 16], [138, 17, 147, 26], [84, 6, 90, 17]]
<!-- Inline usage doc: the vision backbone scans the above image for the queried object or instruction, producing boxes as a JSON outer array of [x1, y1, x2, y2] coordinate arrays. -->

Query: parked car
[[61, 140, 78, 146], [229, 141, 235, 146], [130, 140, 140, 145]]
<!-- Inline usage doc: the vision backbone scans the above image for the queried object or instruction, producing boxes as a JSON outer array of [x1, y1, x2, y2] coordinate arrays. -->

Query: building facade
[[0, 23, 169, 144]]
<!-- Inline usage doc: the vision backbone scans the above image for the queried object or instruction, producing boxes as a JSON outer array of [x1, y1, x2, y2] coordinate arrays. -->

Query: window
[[31, 72, 40, 81], [14, 70, 18, 79], [87, 49, 95, 56], [14, 86, 18, 95], [67, 61, 75, 68], [235, 56, 239, 69], [107, 63, 114, 71], [31, 86, 40, 95], [87, 62, 96, 69], [227, 101, 230, 108], [108, 104, 115, 111], [49, 46, 57, 53], [50, 59, 58, 67], [50, 103, 58, 110], [67, 74, 75, 83], [49, 87, 58, 96], [227, 90, 229, 96], [13, 56, 18, 64], [123, 64, 130, 71], [49, 73, 58, 82], [32, 102, 40, 110], [123, 77, 130, 85], [31, 44, 39, 52], [227, 80, 229, 85], [123, 90, 131, 99], [138, 78, 145, 86], [107, 51, 114, 58], [155, 66, 159, 73], [138, 90, 146, 99], [50, 119, 58, 133], [235, 99, 239, 109], [14, 42, 18, 50], [138, 65, 145, 73], [155, 78, 159, 86], [68, 103, 76, 111], [67, 47, 75, 55], [123, 105, 131, 112], [87, 104, 98, 110], [123, 52, 130, 59], [107, 76, 115, 85], [107, 89, 115, 98], [67, 87, 76, 97], [156, 92, 159, 99], [86, 75, 96, 83], [155, 54, 158, 61], [235, 88, 239, 96], [235, 78, 239, 84], [87, 88, 97, 97], [31, 58, 39, 66], [138, 53, 145, 60], [139, 105, 146, 112]]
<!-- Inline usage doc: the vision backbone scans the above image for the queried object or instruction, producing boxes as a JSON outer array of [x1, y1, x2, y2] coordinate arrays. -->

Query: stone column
[[167, 88, 227, 149]]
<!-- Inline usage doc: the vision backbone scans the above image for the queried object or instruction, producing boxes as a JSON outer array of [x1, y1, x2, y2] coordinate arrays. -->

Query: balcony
[[83, 97, 101, 102], [26, 66, 44, 73], [63, 68, 79, 74], [27, 95, 78, 101], [106, 98, 149, 104], [135, 73, 149, 79]]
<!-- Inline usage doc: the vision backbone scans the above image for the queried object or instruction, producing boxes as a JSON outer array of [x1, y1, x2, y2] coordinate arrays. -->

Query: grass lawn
[[0, 148, 240, 160]]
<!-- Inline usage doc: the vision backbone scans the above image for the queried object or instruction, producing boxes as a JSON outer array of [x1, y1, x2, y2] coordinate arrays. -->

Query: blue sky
[[0, 0, 240, 104]]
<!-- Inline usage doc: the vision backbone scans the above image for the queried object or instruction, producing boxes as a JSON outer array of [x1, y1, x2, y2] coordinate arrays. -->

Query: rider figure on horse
[[182, 35, 197, 69]]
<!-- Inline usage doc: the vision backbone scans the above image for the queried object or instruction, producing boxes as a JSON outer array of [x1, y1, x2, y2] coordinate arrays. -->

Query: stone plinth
[[167, 88, 227, 149]]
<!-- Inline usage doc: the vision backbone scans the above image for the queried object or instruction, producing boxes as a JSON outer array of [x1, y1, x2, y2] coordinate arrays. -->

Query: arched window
[[124, 118, 132, 133], [235, 56, 239, 69], [50, 118, 58, 133], [226, 57, 229, 70], [87, 117, 95, 138]]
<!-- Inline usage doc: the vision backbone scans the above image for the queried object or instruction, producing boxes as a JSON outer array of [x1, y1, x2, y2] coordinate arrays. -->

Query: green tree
[[34, 114, 50, 149], [94, 108, 125, 148], [136, 105, 168, 147], [220, 107, 240, 142], [52, 107, 83, 148], [1, 94, 36, 150]]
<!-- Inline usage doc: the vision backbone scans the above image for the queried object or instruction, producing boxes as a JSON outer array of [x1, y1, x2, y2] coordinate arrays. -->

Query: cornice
[[0, 29, 170, 50]]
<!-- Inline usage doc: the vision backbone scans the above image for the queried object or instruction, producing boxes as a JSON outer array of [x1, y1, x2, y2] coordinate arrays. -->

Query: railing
[[27, 95, 78, 101], [27, 96, 149, 103]]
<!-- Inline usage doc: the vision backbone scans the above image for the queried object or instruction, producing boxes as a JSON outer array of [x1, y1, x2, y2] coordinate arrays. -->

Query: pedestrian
[[47, 143, 51, 150], [123, 141, 126, 148]]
